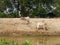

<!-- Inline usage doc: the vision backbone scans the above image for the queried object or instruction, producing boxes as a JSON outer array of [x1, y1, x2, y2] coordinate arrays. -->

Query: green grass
[[0, 39, 32, 45]]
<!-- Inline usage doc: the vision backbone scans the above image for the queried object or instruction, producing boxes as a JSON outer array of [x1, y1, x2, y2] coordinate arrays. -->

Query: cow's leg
[[45, 26, 48, 30]]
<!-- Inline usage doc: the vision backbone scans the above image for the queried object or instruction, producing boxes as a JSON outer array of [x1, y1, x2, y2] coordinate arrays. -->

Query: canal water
[[0, 36, 60, 45]]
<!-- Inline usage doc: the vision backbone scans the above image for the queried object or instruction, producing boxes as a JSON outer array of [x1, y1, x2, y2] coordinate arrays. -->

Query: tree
[[0, 0, 60, 18], [19, 0, 59, 17]]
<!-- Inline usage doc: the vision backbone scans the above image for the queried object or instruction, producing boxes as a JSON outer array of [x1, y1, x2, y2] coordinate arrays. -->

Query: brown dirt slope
[[0, 18, 60, 36]]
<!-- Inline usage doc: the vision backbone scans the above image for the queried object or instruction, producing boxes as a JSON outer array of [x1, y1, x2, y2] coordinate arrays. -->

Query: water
[[0, 36, 60, 45]]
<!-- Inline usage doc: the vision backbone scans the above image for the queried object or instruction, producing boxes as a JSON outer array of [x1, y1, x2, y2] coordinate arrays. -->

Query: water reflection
[[0, 36, 60, 45]]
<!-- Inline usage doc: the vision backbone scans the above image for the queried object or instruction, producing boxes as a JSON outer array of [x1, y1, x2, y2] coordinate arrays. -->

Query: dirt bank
[[0, 18, 60, 36]]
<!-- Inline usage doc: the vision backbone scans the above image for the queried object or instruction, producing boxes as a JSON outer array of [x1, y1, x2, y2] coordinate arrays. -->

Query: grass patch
[[0, 39, 33, 45]]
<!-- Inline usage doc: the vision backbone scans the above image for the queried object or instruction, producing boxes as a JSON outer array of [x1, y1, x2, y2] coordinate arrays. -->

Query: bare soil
[[0, 18, 60, 36]]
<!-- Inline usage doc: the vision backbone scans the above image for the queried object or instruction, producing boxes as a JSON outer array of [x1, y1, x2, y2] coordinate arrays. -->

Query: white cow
[[36, 22, 48, 30], [21, 16, 30, 24]]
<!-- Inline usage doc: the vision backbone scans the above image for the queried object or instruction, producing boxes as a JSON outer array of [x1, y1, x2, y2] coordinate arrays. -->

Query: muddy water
[[0, 36, 60, 45]]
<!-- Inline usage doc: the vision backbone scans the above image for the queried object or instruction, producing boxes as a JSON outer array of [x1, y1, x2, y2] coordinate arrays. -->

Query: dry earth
[[0, 18, 60, 36]]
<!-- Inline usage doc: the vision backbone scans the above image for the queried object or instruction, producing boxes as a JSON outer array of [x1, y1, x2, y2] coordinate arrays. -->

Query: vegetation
[[21, 40, 32, 45], [0, 39, 32, 45], [0, 0, 60, 18], [53, 6, 60, 17]]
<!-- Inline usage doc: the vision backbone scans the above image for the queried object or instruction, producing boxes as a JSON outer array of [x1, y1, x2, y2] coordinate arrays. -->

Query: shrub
[[53, 6, 60, 17], [0, 11, 5, 18], [0, 11, 19, 18], [29, 7, 46, 18], [0, 39, 32, 45], [21, 40, 32, 45], [1, 39, 9, 45]]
